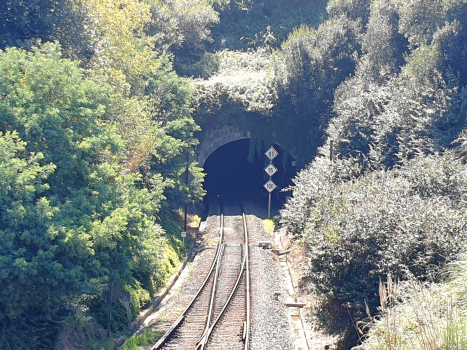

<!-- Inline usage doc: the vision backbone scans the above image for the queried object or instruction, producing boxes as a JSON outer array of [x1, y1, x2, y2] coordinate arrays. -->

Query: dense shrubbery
[[0, 17, 200, 347], [209, 0, 328, 52], [282, 152, 467, 322], [280, 2, 467, 346], [192, 48, 276, 114]]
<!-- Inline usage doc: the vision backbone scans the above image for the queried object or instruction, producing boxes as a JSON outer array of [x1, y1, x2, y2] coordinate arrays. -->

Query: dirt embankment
[[278, 228, 343, 350]]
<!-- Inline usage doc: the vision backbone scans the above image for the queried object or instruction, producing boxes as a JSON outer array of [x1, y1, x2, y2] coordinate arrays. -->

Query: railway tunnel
[[201, 138, 297, 218]]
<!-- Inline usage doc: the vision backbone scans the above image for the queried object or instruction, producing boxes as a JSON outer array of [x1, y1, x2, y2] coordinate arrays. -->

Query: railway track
[[151, 214, 251, 350]]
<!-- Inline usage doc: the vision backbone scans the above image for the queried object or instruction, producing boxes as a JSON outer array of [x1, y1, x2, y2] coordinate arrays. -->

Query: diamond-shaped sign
[[264, 163, 278, 177], [265, 146, 279, 161], [264, 180, 277, 193], [180, 170, 195, 185], [182, 150, 196, 165]]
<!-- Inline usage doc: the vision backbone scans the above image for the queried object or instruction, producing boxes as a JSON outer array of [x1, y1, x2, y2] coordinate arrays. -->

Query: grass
[[189, 214, 201, 228], [121, 328, 164, 350], [263, 219, 275, 236], [361, 254, 467, 349]]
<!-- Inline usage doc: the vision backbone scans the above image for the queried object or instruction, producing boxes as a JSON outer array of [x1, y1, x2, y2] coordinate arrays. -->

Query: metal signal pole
[[264, 147, 279, 219]]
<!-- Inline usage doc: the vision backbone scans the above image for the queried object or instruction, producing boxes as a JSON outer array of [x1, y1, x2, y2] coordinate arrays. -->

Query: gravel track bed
[[144, 216, 220, 339], [247, 215, 292, 350], [145, 214, 292, 349]]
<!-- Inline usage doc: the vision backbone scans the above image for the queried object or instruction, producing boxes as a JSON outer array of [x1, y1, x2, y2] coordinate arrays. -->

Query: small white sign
[[181, 231, 187, 238], [265, 146, 279, 161], [264, 180, 277, 193], [264, 163, 278, 177]]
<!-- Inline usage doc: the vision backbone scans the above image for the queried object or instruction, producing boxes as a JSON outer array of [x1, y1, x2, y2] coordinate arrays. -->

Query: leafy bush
[[192, 48, 276, 113], [0, 304, 69, 349], [281, 152, 467, 322], [87, 296, 130, 334], [0, 41, 199, 349], [208, 0, 328, 52], [125, 282, 151, 319]]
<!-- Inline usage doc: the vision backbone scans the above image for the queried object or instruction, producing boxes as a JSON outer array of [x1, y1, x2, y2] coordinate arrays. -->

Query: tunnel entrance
[[202, 139, 297, 218]]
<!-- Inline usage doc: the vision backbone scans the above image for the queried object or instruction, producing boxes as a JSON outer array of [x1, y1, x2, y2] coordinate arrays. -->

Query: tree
[[145, 0, 220, 55], [76, 0, 154, 93], [356, 0, 408, 83], [0, 0, 72, 49], [0, 43, 179, 348]]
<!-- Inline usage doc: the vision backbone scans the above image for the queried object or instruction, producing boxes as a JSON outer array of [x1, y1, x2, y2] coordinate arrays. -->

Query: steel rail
[[151, 214, 225, 350], [195, 248, 247, 349], [195, 213, 251, 350], [200, 242, 225, 339], [243, 213, 251, 350]]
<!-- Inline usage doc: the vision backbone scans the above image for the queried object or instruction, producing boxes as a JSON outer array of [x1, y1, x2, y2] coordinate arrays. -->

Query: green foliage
[[278, 2, 467, 346], [145, 0, 220, 55], [0, 0, 78, 50], [0, 44, 115, 316], [281, 151, 467, 327], [208, 0, 329, 52], [397, 0, 466, 48], [330, 19, 467, 170], [267, 16, 362, 164], [275, 17, 362, 116], [125, 282, 151, 318], [87, 296, 129, 334], [0, 303, 70, 350], [123, 328, 165, 350], [356, 0, 408, 82], [0, 42, 196, 348], [192, 48, 277, 113], [76, 0, 154, 92], [326, 0, 371, 23]]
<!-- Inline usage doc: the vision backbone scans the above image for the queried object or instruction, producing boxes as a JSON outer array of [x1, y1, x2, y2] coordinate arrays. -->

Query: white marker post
[[264, 147, 279, 219]]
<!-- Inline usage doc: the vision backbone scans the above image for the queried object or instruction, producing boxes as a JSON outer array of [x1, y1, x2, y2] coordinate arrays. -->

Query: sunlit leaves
[[396, 0, 467, 48], [0, 44, 177, 347], [79, 0, 154, 92]]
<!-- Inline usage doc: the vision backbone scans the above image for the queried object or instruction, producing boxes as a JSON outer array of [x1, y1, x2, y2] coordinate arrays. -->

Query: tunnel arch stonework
[[196, 125, 251, 167]]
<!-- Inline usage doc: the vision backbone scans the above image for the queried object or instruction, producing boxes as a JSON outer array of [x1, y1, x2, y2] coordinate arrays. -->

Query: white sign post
[[264, 147, 279, 219]]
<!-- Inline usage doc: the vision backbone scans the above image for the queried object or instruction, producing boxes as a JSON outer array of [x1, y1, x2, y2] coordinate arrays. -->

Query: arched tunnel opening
[[202, 139, 298, 218]]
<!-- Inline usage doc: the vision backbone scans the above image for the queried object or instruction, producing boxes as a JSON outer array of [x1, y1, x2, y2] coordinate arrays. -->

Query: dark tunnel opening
[[202, 139, 297, 218]]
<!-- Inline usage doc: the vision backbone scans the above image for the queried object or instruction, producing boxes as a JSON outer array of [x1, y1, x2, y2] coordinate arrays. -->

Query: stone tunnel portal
[[201, 138, 297, 218]]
